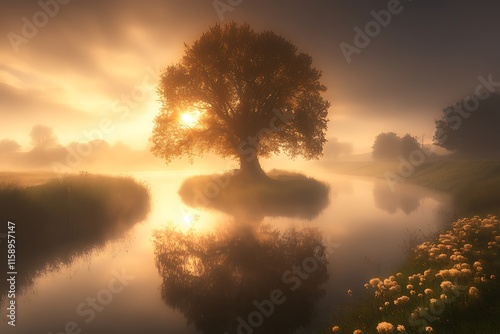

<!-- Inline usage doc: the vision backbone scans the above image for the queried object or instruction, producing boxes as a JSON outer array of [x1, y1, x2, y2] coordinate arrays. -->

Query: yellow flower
[[369, 278, 382, 288], [424, 288, 433, 295], [440, 281, 453, 291], [332, 325, 341, 333], [469, 286, 479, 297], [397, 325, 406, 332], [353, 330, 363, 334], [376, 321, 394, 333], [426, 326, 433, 332]]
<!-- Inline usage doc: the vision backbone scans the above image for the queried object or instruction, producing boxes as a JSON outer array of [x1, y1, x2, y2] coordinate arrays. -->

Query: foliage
[[372, 132, 420, 161], [433, 93, 500, 158], [150, 23, 330, 171], [0, 138, 21, 153]]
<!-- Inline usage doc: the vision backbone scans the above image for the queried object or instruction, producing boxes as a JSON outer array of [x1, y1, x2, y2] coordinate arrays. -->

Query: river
[[0, 167, 451, 334]]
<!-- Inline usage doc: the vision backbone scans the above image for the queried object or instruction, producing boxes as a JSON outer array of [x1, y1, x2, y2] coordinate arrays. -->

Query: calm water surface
[[1, 167, 450, 334]]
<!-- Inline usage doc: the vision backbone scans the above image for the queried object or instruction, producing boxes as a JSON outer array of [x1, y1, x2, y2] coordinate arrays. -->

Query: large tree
[[434, 93, 500, 158], [150, 23, 330, 179]]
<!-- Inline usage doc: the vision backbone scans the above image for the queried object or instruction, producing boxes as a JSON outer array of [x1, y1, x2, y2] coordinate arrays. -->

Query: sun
[[180, 109, 201, 127]]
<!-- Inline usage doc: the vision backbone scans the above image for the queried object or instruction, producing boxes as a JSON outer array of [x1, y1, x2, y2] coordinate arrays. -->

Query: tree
[[30, 125, 58, 150], [150, 23, 330, 179], [400, 133, 421, 159], [434, 93, 500, 158], [0, 139, 21, 154], [372, 132, 401, 160]]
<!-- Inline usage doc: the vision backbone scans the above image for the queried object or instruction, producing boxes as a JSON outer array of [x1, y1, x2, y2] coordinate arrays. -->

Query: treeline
[[372, 92, 500, 160]]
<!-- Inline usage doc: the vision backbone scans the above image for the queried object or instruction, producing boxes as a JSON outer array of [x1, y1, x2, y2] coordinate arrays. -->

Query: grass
[[0, 173, 150, 302], [322, 160, 500, 333], [178, 168, 330, 220], [328, 215, 500, 334]]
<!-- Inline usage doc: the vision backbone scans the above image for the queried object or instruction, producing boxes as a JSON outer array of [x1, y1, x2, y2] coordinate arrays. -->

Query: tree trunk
[[238, 155, 268, 181]]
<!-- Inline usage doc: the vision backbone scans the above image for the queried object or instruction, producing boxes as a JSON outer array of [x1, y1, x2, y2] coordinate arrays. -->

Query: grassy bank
[[0, 173, 150, 302], [325, 160, 500, 217], [178, 169, 330, 220], [328, 215, 500, 334]]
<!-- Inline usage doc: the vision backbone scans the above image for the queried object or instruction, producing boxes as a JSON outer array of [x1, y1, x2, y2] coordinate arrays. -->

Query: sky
[[1, 0, 499, 154]]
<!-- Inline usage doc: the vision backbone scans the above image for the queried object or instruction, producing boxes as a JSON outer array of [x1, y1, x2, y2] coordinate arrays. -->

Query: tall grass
[[0, 174, 150, 302]]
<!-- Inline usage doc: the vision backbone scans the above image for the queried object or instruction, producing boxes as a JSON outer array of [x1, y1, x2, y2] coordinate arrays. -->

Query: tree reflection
[[153, 222, 328, 334], [373, 182, 422, 215]]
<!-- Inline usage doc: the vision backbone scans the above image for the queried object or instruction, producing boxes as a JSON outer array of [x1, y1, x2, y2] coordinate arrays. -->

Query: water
[[0, 168, 450, 334]]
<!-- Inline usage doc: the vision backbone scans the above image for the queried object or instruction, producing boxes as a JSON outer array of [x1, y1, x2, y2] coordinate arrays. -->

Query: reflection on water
[[178, 170, 330, 221], [373, 182, 424, 215], [154, 223, 328, 334], [0, 170, 451, 334], [0, 175, 150, 303], [157, 171, 331, 333]]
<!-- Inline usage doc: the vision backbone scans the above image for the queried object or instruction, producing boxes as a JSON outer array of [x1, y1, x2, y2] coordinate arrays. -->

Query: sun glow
[[180, 109, 201, 127]]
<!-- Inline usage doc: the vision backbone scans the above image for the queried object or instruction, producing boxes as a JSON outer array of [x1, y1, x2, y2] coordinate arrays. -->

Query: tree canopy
[[150, 23, 330, 177], [434, 93, 500, 158], [372, 132, 420, 160]]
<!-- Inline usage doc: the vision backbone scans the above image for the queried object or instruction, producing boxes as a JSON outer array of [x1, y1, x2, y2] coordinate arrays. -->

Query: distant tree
[[434, 93, 500, 158], [0, 139, 21, 153], [150, 23, 330, 179], [30, 125, 58, 150], [372, 132, 401, 160], [400, 133, 421, 159]]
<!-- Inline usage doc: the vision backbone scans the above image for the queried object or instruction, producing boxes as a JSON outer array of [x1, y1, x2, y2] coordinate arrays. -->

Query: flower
[[332, 325, 341, 333], [347, 289, 352, 296], [424, 288, 433, 295], [469, 286, 479, 297], [397, 325, 406, 332], [376, 322, 394, 333], [425, 326, 433, 332], [369, 278, 382, 288], [353, 330, 363, 334], [440, 281, 453, 291]]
